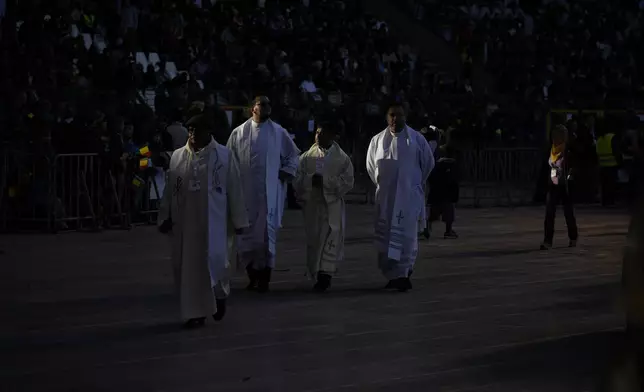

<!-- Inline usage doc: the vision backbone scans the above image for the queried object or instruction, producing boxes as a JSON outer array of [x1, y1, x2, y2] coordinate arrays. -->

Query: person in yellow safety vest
[[596, 127, 622, 206]]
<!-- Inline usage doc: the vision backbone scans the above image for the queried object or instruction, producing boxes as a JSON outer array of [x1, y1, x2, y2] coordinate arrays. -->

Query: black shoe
[[385, 280, 397, 290], [183, 317, 206, 329], [540, 242, 552, 250], [569, 240, 577, 248], [257, 268, 272, 293], [444, 230, 458, 239], [213, 299, 227, 321], [397, 277, 412, 292], [246, 266, 258, 291], [313, 273, 332, 292]]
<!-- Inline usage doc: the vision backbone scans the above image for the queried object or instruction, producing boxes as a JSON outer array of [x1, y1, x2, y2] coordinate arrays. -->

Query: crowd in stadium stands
[[1, 0, 482, 227], [1, 0, 643, 230], [0, 0, 481, 159], [411, 0, 644, 108]]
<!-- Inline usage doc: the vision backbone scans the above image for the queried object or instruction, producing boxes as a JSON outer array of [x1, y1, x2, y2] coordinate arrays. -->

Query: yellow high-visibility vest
[[596, 133, 617, 167], [83, 14, 95, 28]]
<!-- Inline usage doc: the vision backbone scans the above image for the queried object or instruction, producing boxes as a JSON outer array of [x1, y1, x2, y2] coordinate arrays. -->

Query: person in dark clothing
[[566, 118, 597, 203], [97, 117, 127, 228], [427, 143, 460, 239], [419, 125, 439, 239], [595, 118, 623, 207], [541, 124, 579, 250]]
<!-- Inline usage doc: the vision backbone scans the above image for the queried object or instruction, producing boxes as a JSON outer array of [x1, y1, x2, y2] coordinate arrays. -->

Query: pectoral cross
[[396, 210, 405, 224], [327, 240, 335, 250]]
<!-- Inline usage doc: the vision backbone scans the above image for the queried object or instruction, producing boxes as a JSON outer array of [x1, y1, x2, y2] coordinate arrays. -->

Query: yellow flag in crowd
[[139, 145, 151, 157], [132, 175, 144, 188], [139, 158, 151, 169]]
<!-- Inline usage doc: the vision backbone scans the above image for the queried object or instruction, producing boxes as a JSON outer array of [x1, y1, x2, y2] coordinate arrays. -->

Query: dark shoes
[[540, 240, 577, 250], [183, 299, 227, 329], [385, 277, 412, 292], [183, 317, 206, 329], [418, 229, 457, 239], [444, 230, 458, 239], [246, 266, 258, 291], [257, 268, 272, 293], [313, 273, 332, 292], [213, 299, 227, 321], [247, 267, 272, 292]]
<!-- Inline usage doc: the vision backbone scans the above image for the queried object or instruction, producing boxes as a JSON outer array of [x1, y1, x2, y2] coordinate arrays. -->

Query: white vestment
[[159, 138, 248, 321], [366, 126, 435, 279], [294, 142, 354, 278], [226, 118, 300, 269]]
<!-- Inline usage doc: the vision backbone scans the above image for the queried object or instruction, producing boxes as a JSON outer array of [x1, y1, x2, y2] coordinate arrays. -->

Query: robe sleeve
[[293, 151, 310, 200], [418, 133, 435, 183], [226, 154, 249, 230], [366, 136, 378, 185], [324, 153, 355, 198], [279, 129, 300, 176]]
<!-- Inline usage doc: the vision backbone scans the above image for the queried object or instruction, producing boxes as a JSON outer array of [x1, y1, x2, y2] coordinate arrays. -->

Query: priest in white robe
[[294, 122, 354, 292], [226, 96, 300, 292], [366, 102, 435, 292], [159, 114, 249, 328]]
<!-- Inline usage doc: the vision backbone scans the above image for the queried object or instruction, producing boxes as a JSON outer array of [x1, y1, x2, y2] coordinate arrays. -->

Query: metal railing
[[458, 148, 542, 207], [346, 147, 543, 207], [1, 152, 163, 232], [51, 153, 103, 231], [1, 147, 546, 231], [1, 151, 54, 231]]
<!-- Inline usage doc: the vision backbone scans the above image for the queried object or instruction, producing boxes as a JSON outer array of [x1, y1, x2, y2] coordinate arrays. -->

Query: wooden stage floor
[[0, 206, 631, 391]]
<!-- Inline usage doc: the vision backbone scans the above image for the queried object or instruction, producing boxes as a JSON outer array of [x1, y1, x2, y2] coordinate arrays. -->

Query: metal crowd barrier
[[51, 153, 104, 231], [130, 166, 164, 226], [1, 151, 54, 231], [342, 147, 543, 207], [0, 147, 545, 231], [1, 151, 164, 233], [347, 133, 372, 204], [458, 148, 542, 207]]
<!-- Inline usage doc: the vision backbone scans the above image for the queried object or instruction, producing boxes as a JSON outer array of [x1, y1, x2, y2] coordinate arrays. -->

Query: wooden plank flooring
[[0, 206, 631, 391]]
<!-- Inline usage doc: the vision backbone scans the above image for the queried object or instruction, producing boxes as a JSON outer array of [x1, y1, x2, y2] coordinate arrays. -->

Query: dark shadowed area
[[0, 206, 630, 391]]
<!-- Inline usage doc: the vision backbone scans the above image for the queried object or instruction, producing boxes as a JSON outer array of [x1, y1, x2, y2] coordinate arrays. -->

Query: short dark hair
[[171, 108, 184, 122], [185, 114, 213, 131], [317, 121, 338, 135], [386, 101, 404, 113], [252, 96, 271, 106]]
